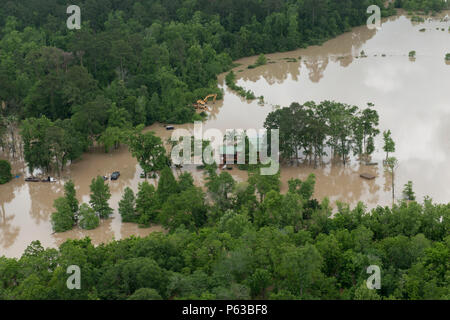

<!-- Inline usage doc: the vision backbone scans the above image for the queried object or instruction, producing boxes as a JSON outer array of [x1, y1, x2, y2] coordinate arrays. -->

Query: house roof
[[219, 135, 263, 155]]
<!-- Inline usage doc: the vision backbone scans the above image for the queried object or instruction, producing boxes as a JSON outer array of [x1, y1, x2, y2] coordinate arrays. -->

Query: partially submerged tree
[[264, 101, 380, 167], [78, 203, 100, 230], [127, 129, 167, 178], [386, 157, 399, 203], [119, 187, 136, 223], [89, 176, 113, 219], [51, 197, 74, 233], [403, 181, 416, 201], [0, 159, 12, 184], [383, 130, 396, 161], [64, 180, 78, 216], [136, 181, 159, 225]]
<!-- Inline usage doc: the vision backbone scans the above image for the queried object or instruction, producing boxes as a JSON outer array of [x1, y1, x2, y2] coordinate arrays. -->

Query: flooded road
[[1, 12, 450, 258]]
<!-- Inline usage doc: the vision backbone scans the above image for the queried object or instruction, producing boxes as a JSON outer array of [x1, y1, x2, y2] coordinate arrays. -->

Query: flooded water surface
[[1, 13, 449, 258]]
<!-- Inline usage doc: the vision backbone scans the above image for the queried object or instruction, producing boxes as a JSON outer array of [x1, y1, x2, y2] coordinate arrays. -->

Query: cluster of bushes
[[225, 71, 257, 100], [248, 54, 268, 69], [411, 15, 425, 22]]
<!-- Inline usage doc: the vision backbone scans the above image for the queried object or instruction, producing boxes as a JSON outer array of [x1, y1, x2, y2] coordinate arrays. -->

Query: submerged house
[[220, 144, 244, 164], [219, 135, 263, 165]]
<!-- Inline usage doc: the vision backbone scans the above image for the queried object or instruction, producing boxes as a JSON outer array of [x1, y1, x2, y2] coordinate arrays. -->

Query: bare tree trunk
[[8, 126, 16, 159], [392, 172, 395, 204], [314, 148, 318, 169]]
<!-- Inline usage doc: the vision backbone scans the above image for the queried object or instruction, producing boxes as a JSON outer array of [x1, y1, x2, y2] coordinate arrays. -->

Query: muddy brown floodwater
[[1, 12, 450, 258]]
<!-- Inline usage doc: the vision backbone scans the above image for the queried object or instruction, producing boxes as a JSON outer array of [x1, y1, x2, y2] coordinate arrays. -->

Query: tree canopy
[[264, 101, 380, 166], [2, 168, 448, 300]]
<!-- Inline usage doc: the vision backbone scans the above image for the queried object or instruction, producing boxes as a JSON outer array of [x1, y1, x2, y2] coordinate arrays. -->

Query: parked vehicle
[[41, 176, 57, 182], [111, 171, 120, 180], [25, 176, 57, 182]]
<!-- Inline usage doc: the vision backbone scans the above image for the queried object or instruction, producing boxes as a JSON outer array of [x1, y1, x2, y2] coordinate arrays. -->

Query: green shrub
[[0, 159, 12, 184], [256, 54, 267, 65], [225, 71, 257, 100], [411, 16, 425, 22], [248, 54, 267, 69], [78, 203, 100, 230], [51, 197, 75, 233], [128, 288, 162, 300]]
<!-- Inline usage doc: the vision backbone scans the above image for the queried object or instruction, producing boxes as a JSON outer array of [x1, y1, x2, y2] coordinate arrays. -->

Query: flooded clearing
[[1, 12, 449, 258]]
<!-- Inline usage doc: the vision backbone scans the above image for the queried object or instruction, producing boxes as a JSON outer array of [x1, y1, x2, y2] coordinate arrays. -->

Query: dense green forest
[[395, 0, 449, 12], [0, 167, 449, 300], [0, 0, 400, 173], [1, 0, 447, 174]]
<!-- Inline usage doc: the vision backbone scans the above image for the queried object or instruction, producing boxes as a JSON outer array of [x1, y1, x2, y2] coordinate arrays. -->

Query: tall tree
[[51, 197, 74, 233], [157, 166, 179, 203], [403, 181, 416, 201], [64, 180, 78, 216], [89, 176, 113, 219], [0, 160, 12, 185], [206, 170, 236, 210], [136, 181, 158, 225], [127, 130, 167, 177], [386, 157, 399, 204], [248, 168, 280, 202], [20, 116, 53, 173], [383, 130, 396, 161], [119, 187, 136, 223]]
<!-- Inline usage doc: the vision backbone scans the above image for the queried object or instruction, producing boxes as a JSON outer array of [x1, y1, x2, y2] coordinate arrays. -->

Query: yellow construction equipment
[[203, 94, 217, 105], [194, 94, 217, 111], [194, 104, 210, 112]]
